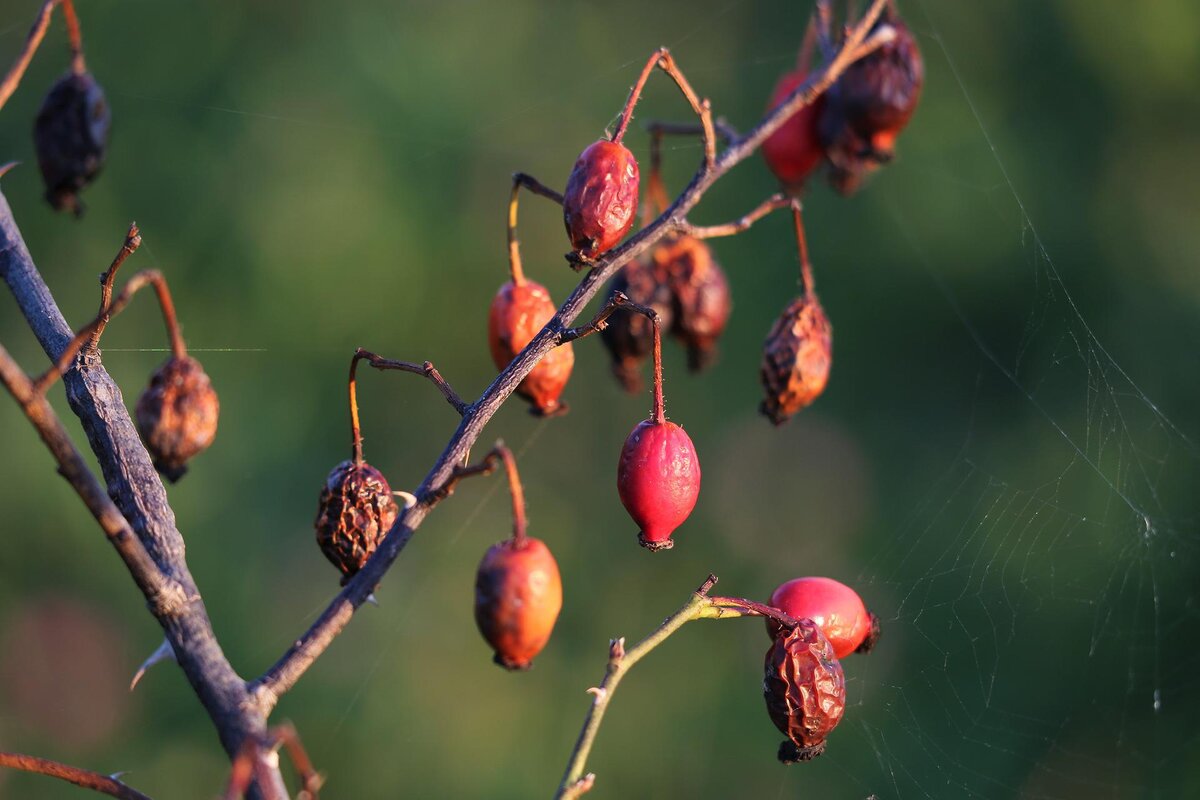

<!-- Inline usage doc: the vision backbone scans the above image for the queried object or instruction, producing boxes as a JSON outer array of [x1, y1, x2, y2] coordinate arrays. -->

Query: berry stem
[[33, 269, 187, 395], [59, 0, 86, 75], [650, 313, 665, 424], [493, 442, 527, 543], [611, 49, 664, 144], [791, 199, 816, 298], [507, 180, 526, 286], [348, 350, 368, 465], [797, 14, 818, 71], [643, 129, 672, 223]]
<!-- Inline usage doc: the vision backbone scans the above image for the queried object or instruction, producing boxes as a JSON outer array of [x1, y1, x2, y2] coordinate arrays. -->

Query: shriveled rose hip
[[315, 460, 399, 582], [34, 70, 110, 216], [563, 140, 640, 260], [615, 311, 700, 551], [763, 619, 846, 763], [135, 355, 219, 482], [655, 234, 731, 372], [599, 258, 674, 393], [766, 577, 880, 658]]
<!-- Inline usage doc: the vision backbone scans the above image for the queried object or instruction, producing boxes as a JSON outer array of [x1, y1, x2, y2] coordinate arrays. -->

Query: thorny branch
[[0, 751, 153, 800], [0, 0, 896, 794]]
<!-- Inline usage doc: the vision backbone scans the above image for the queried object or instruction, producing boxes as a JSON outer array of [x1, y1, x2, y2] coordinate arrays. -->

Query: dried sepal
[[759, 295, 832, 424], [314, 460, 399, 582], [34, 71, 110, 216], [135, 355, 219, 481], [763, 619, 846, 763]]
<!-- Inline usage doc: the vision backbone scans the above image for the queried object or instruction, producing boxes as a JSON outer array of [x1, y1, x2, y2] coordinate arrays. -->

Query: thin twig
[[87, 223, 142, 352], [558, 291, 657, 344], [250, 0, 895, 711], [353, 348, 468, 417], [33, 269, 186, 394], [612, 49, 715, 169], [644, 118, 739, 144], [512, 171, 564, 206], [680, 193, 791, 240], [222, 724, 323, 800], [0, 751, 153, 800], [0, 0, 55, 111], [507, 172, 565, 285]]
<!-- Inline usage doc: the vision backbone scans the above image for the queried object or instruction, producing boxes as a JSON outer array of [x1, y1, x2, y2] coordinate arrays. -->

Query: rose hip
[[135, 355, 219, 482], [34, 70, 110, 216], [763, 619, 846, 763], [766, 577, 880, 658], [563, 140, 640, 260], [762, 69, 825, 192]]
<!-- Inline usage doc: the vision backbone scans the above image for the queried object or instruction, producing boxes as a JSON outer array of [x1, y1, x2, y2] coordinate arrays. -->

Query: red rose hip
[[563, 139, 639, 260], [615, 310, 700, 551], [762, 69, 825, 192], [766, 577, 880, 658]]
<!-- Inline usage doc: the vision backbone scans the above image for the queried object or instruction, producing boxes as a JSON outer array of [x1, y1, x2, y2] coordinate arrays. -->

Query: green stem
[[555, 578, 792, 798]]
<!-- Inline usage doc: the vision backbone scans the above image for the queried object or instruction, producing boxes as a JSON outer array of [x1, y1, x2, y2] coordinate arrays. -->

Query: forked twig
[[352, 348, 468, 420]]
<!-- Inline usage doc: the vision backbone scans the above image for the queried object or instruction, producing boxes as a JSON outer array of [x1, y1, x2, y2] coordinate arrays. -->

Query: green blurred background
[[1, 0, 1198, 797]]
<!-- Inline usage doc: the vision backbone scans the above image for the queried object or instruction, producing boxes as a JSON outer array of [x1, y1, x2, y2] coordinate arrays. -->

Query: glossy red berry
[[34, 71, 110, 216], [656, 235, 731, 372], [314, 460, 399, 582], [135, 356, 219, 481], [617, 419, 701, 551], [762, 70, 825, 192], [763, 619, 846, 763], [766, 577, 880, 658], [475, 536, 563, 670], [563, 140, 639, 259], [599, 259, 674, 393], [488, 279, 575, 416], [760, 294, 832, 424]]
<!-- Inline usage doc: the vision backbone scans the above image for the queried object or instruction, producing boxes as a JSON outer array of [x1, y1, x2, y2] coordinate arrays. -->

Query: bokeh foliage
[[1, 1, 1198, 797]]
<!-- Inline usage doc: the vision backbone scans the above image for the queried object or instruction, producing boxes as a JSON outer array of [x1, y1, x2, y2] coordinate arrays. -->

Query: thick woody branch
[[252, 0, 894, 709], [354, 348, 468, 416], [679, 193, 790, 240], [0, 752, 152, 800], [0, 198, 288, 799]]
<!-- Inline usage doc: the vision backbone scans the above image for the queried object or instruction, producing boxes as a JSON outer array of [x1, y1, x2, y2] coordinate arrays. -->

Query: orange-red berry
[[488, 279, 575, 416], [762, 70, 825, 192], [474, 536, 563, 670]]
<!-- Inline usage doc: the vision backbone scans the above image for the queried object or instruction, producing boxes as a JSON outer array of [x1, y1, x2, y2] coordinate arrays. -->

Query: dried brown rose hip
[[615, 313, 700, 551], [490, 180, 575, 415], [314, 459, 399, 582], [472, 445, 562, 670], [760, 204, 831, 424], [766, 577, 880, 658], [599, 258, 674, 393], [656, 234, 731, 372], [34, 70, 110, 216], [562, 139, 640, 260], [313, 350, 405, 581], [763, 619, 846, 763], [818, 8, 923, 194], [135, 355, 219, 482]]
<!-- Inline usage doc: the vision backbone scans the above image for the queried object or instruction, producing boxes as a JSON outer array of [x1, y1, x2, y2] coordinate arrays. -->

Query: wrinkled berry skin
[[766, 577, 879, 658], [314, 460, 399, 582], [617, 419, 701, 551], [762, 70, 825, 192], [475, 536, 563, 670], [819, 12, 923, 194], [760, 296, 832, 425], [763, 620, 846, 763], [656, 235, 731, 372], [489, 280, 575, 416], [34, 71, 110, 216], [135, 356, 219, 482], [563, 140, 639, 259], [599, 259, 674, 393]]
